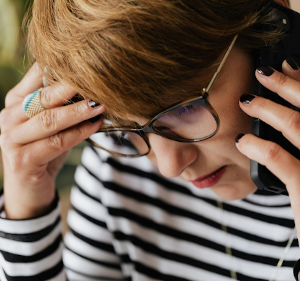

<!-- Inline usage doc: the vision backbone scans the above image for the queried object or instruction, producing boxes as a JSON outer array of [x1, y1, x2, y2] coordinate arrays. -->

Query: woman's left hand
[[236, 59, 300, 241]]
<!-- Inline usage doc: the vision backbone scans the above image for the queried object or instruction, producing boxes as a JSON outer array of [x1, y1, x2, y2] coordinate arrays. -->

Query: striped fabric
[[0, 143, 299, 281]]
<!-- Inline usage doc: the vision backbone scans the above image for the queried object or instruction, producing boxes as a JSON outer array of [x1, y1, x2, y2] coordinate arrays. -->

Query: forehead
[[101, 46, 246, 127], [103, 69, 217, 125], [103, 109, 149, 126]]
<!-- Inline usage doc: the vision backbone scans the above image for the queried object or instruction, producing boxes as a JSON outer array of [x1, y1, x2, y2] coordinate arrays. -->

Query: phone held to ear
[[252, 2, 300, 195]]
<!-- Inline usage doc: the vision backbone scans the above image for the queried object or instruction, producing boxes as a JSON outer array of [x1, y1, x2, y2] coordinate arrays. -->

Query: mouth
[[191, 166, 227, 189]]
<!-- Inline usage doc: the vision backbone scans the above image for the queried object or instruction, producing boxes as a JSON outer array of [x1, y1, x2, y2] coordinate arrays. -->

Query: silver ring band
[[23, 88, 45, 118]]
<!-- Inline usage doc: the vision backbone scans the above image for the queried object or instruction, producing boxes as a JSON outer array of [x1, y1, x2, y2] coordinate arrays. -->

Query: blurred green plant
[[0, 0, 20, 64], [0, 0, 33, 109]]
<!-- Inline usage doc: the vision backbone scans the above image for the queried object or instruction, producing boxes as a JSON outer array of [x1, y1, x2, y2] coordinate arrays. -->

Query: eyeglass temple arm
[[204, 34, 239, 94]]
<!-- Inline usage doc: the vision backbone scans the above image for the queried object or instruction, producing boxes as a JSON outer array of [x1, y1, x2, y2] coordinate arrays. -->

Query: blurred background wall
[[0, 0, 300, 231]]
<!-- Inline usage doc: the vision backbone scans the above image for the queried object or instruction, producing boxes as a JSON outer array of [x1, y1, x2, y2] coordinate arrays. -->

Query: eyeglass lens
[[89, 130, 149, 156], [152, 103, 217, 141], [89, 102, 217, 156]]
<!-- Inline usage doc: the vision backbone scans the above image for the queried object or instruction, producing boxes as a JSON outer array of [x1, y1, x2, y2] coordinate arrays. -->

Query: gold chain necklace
[[217, 200, 296, 281]]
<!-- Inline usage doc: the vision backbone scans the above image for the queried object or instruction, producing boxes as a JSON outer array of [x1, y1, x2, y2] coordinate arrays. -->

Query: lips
[[191, 166, 227, 189]]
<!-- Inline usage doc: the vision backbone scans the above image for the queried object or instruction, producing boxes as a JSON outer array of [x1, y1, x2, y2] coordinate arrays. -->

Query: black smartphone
[[251, 2, 300, 195]]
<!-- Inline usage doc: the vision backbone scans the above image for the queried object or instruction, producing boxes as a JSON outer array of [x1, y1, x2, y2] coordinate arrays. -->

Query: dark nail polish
[[89, 100, 100, 108], [235, 134, 245, 143], [240, 94, 255, 104], [286, 57, 299, 70], [257, 66, 275, 77], [89, 115, 102, 124]]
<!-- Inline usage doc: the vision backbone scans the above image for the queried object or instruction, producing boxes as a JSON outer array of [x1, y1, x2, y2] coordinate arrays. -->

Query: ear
[[273, 0, 290, 7]]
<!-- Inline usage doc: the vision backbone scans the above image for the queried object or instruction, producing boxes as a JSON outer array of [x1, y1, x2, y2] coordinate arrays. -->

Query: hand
[[235, 59, 300, 242], [0, 63, 105, 219]]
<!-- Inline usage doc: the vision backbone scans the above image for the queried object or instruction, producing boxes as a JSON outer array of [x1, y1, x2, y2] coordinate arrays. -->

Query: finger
[[255, 66, 300, 108], [22, 118, 103, 166], [0, 103, 30, 132], [236, 134, 300, 187], [239, 95, 300, 148], [11, 99, 105, 144], [4, 85, 80, 129], [235, 134, 300, 240], [6, 63, 43, 107], [39, 84, 79, 109], [282, 58, 300, 81]]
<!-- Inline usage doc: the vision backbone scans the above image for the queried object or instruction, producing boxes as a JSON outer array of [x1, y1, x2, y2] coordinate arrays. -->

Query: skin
[[0, 67, 105, 219], [2, 0, 300, 243], [130, 0, 290, 202], [144, 0, 291, 201], [145, 45, 256, 201]]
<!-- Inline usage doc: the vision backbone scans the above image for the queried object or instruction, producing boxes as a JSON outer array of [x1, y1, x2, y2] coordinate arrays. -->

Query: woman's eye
[[175, 105, 197, 116], [154, 126, 171, 131]]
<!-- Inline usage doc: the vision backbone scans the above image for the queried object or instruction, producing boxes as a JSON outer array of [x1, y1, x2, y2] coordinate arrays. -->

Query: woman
[[0, 0, 300, 280]]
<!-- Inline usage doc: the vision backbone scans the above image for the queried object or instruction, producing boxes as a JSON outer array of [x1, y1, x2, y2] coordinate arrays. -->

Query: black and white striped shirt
[[0, 144, 300, 281]]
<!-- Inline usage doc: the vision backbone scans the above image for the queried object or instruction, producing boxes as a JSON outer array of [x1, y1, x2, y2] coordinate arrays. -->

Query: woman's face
[[133, 46, 256, 200], [124, 0, 288, 200]]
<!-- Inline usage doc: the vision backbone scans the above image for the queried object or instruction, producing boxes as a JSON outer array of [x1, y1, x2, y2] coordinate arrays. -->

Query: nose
[[147, 134, 198, 178]]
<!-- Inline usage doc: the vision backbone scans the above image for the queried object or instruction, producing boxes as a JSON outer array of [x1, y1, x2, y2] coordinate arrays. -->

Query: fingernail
[[257, 66, 275, 77], [88, 100, 101, 108], [235, 134, 245, 143], [89, 115, 102, 124], [240, 94, 255, 104], [286, 57, 299, 70]]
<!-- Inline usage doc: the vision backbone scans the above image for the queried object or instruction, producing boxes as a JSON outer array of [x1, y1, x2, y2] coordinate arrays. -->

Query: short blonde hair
[[26, 0, 281, 121]]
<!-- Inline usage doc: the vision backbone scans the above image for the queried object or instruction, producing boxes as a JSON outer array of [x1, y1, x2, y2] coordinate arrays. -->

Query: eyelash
[[175, 105, 197, 116]]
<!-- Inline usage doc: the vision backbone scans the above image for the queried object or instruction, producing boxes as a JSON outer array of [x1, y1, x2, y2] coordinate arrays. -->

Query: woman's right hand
[[0, 63, 105, 219]]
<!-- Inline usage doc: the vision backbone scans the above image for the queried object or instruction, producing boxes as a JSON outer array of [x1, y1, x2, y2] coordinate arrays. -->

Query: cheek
[[212, 95, 252, 147], [203, 58, 254, 164], [146, 149, 158, 167], [212, 63, 254, 138], [220, 98, 252, 136]]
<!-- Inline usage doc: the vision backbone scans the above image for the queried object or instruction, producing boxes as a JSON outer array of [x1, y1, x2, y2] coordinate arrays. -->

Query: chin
[[210, 181, 258, 200]]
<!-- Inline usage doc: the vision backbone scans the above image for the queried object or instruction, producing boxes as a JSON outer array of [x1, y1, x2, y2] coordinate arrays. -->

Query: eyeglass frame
[[87, 34, 239, 157]]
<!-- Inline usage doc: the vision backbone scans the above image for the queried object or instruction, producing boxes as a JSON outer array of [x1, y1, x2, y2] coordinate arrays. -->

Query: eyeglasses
[[87, 34, 239, 157]]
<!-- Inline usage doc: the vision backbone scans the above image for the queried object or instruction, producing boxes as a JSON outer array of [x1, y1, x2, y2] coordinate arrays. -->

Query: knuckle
[[38, 110, 57, 131], [75, 123, 87, 138], [48, 133, 64, 150], [284, 111, 300, 131], [276, 73, 289, 91], [0, 108, 8, 124], [5, 90, 14, 107], [255, 97, 269, 111], [74, 101, 87, 116], [40, 87, 52, 107], [28, 172, 45, 184], [263, 142, 281, 162], [0, 132, 11, 150]]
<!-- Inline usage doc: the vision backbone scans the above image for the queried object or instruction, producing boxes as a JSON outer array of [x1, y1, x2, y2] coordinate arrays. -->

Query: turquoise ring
[[23, 88, 45, 118]]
